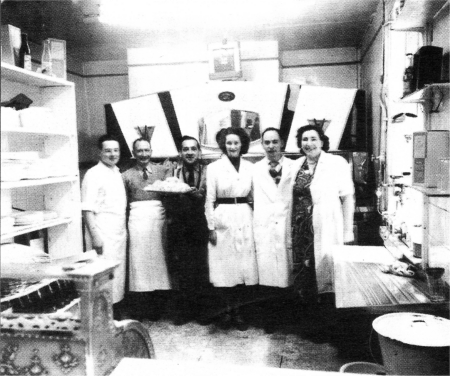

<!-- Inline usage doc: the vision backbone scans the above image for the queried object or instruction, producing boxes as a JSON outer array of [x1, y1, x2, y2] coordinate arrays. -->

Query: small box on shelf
[[1, 24, 21, 66]]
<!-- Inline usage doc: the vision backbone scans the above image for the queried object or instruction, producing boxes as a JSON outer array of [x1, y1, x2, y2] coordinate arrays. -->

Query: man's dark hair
[[179, 135, 201, 151], [132, 137, 151, 151], [296, 125, 330, 155], [261, 127, 282, 140], [216, 127, 251, 155], [98, 134, 120, 150]]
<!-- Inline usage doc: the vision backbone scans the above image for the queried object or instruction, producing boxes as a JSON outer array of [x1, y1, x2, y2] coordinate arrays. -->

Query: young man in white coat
[[81, 134, 127, 318], [252, 127, 295, 332]]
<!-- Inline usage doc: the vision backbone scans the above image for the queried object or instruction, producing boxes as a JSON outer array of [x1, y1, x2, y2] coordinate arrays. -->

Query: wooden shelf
[[411, 185, 450, 196], [1, 127, 71, 136], [1, 62, 73, 88], [1, 217, 72, 241], [391, 0, 448, 30], [1, 176, 78, 189]]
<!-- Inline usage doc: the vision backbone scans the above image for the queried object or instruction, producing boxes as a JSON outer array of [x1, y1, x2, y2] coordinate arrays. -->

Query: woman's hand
[[209, 230, 217, 245]]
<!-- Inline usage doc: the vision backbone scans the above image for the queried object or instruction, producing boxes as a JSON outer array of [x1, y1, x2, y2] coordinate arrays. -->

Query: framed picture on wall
[[208, 41, 242, 80]]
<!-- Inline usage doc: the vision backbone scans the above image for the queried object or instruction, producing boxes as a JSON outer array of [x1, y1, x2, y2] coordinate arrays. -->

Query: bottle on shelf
[[19, 33, 32, 71], [41, 39, 53, 76]]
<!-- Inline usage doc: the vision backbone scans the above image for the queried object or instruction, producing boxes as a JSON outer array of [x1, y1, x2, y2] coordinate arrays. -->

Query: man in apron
[[122, 137, 172, 320], [164, 136, 209, 325], [252, 127, 295, 332], [81, 134, 127, 317]]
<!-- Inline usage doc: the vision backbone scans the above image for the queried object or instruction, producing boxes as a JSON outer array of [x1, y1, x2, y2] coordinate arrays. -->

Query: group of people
[[81, 124, 355, 331]]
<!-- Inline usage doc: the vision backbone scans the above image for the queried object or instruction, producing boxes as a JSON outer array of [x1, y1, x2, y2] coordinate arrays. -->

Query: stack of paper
[[12, 210, 57, 226]]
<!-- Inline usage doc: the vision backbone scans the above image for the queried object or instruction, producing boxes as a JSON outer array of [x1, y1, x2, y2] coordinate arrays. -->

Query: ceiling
[[1, 0, 380, 62]]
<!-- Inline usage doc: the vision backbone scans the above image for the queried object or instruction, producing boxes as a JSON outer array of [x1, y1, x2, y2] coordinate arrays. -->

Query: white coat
[[253, 156, 295, 287], [81, 162, 127, 304], [205, 155, 258, 287], [291, 152, 354, 293]]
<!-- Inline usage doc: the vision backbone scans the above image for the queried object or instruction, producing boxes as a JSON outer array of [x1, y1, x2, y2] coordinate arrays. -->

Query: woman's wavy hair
[[296, 125, 330, 155], [217, 127, 251, 155]]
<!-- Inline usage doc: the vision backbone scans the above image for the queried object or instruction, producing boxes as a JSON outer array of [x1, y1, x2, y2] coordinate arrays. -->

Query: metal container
[[373, 313, 450, 375]]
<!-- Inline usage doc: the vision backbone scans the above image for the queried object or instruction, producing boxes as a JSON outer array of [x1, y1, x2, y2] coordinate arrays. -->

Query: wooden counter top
[[333, 246, 448, 312]]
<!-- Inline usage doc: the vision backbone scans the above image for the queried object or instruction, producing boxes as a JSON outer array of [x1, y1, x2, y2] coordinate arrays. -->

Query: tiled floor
[[136, 297, 383, 373]]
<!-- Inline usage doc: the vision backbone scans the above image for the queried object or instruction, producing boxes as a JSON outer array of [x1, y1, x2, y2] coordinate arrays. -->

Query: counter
[[334, 245, 449, 312], [111, 358, 340, 376]]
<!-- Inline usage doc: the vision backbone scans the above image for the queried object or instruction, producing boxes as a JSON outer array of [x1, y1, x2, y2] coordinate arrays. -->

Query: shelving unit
[[1, 62, 82, 259], [399, 83, 449, 104], [1, 176, 78, 189]]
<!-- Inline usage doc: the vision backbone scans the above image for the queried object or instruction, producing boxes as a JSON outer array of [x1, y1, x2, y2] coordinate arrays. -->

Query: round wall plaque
[[218, 91, 235, 102]]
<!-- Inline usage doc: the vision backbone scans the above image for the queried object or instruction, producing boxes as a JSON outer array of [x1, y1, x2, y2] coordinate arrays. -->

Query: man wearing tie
[[122, 137, 172, 320], [252, 128, 295, 332], [165, 136, 210, 324]]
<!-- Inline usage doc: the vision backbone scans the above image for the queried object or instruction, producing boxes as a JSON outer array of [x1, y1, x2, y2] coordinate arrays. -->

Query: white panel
[[111, 95, 178, 158], [285, 85, 357, 152], [170, 81, 288, 155]]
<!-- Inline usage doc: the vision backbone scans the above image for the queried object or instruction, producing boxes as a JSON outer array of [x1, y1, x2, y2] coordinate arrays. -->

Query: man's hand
[[92, 235, 104, 255], [186, 187, 202, 199], [209, 230, 217, 246]]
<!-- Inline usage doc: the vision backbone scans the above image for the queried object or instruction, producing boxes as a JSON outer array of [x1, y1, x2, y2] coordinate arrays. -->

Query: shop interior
[[1, 0, 449, 375]]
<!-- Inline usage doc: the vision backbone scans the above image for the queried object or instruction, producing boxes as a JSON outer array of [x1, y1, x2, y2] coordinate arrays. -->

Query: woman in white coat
[[291, 125, 354, 306], [206, 127, 258, 330]]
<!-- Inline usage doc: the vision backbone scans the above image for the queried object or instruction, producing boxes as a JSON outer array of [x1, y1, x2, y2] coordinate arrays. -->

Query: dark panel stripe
[[279, 84, 296, 149], [158, 91, 182, 151], [104, 103, 132, 159]]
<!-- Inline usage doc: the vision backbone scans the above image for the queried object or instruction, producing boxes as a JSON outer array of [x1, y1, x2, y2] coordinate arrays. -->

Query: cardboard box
[[1, 24, 21, 66], [44, 38, 67, 79]]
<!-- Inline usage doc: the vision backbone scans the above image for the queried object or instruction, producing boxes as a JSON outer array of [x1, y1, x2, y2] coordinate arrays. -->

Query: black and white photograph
[[1, 1, 449, 375]]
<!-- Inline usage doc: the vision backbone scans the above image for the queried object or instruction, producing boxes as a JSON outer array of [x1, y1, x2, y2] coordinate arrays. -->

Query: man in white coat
[[253, 128, 295, 331], [253, 127, 294, 287], [81, 134, 127, 317]]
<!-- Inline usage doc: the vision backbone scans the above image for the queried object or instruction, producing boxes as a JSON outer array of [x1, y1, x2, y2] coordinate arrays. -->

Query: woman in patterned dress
[[291, 125, 355, 306]]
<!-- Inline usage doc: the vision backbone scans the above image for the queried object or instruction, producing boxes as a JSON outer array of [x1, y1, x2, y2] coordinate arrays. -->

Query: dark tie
[[143, 168, 148, 180], [269, 164, 282, 185], [187, 169, 195, 187]]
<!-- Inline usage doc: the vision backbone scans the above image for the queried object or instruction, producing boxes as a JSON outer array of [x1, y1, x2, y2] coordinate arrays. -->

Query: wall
[[359, 0, 385, 162], [127, 41, 280, 98], [280, 47, 359, 88], [73, 42, 373, 164], [68, 60, 129, 163]]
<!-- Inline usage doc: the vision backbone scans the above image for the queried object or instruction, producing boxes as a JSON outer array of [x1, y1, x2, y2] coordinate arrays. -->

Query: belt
[[215, 197, 248, 205]]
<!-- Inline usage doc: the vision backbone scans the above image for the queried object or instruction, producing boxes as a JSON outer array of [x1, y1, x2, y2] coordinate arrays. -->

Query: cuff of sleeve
[[344, 230, 354, 243], [81, 203, 96, 212]]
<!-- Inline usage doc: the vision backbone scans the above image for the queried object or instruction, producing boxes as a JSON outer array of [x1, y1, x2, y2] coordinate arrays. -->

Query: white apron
[[253, 157, 294, 287], [128, 201, 171, 292], [85, 212, 127, 304]]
